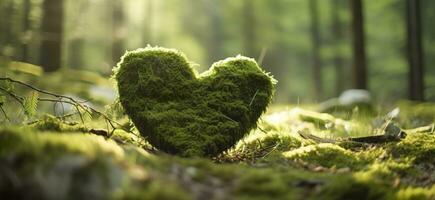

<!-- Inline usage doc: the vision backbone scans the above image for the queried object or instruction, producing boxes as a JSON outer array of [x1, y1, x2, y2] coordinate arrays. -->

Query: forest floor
[[1, 100, 434, 200], [0, 66, 434, 200]]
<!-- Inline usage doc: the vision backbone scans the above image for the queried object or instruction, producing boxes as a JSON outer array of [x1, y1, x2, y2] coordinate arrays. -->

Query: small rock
[[339, 89, 372, 106], [336, 167, 351, 173]]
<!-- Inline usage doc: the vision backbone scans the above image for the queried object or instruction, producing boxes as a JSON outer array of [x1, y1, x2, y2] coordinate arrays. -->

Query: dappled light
[[1, 0, 435, 199]]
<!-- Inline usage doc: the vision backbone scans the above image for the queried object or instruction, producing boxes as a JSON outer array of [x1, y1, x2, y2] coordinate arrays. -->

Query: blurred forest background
[[0, 0, 434, 104]]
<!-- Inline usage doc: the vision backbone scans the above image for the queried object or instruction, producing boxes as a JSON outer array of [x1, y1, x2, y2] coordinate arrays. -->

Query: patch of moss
[[0, 127, 193, 200], [233, 169, 301, 200], [30, 114, 88, 133], [233, 166, 399, 200], [314, 174, 393, 200], [0, 127, 124, 160], [395, 186, 435, 200], [0, 127, 125, 199], [120, 180, 192, 200], [2, 125, 434, 199], [282, 143, 363, 169], [109, 129, 152, 149], [387, 133, 435, 164], [237, 130, 302, 153], [114, 46, 275, 157]]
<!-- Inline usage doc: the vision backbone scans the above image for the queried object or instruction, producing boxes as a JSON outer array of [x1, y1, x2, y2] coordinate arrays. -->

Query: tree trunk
[[67, 38, 84, 69], [21, 0, 31, 62], [309, 0, 323, 100], [406, 0, 424, 101], [331, 0, 345, 96], [39, 0, 64, 72], [112, 0, 125, 65], [0, 0, 15, 58], [144, 0, 154, 44], [242, 0, 257, 58], [205, 0, 223, 62], [349, 0, 367, 89]]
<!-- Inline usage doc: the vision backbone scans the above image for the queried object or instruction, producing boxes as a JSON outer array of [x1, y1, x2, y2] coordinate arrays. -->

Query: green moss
[[395, 186, 435, 200], [236, 130, 302, 153], [226, 161, 394, 200], [30, 114, 88, 132], [2, 102, 435, 199], [282, 143, 363, 169], [310, 162, 400, 199], [121, 181, 192, 200], [0, 127, 124, 163], [387, 133, 435, 164], [0, 127, 125, 199], [233, 169, 299, 200], [114, 46, 275, 157], [355, 145, 387, 162], [0, 127, 193, 200], [314, 175, 393, 200], [2, 125, 434, 199]]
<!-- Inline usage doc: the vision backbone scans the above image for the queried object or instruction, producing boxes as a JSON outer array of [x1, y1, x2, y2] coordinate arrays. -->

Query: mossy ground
[[1, 102, 434, 200]]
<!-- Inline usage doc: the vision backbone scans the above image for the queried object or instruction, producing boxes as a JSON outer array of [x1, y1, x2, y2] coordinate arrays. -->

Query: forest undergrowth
[[0, 68, 434, 200]]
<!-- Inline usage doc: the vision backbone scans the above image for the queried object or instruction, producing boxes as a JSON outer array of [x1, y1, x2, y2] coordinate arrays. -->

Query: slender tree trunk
[[21, 0, 31, 62], [349, 0, 367, 89], [242, 0, 257, 58], [39, 0, 64, 72], [112, 0, 125, 65], [144, 0, 154, 44], [331, 0, 345, 96], [1, 0, 15, 58], [406, 0, 424, 101], [309, 0, 322, 100], [205, 0, 223, 62], [67, 38, 84, 69]]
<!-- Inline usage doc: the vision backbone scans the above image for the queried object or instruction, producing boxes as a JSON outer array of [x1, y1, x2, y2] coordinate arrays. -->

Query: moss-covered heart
[[114, 47, 275, 157]]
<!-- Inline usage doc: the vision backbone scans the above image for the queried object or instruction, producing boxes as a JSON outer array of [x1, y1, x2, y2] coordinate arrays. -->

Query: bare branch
[[0, 106, 9, 122], [0, 87, 25, 106], [0, 77, 139, 137]]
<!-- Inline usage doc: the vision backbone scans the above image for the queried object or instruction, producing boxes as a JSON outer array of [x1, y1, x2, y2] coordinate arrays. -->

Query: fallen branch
[[298, 130, 406, 144], [0, 105, 9, 122], [298, 130, 337, 143]]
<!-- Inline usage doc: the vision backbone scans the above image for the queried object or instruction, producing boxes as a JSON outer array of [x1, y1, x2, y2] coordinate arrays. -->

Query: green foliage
[[114, 46, 275, 157], [23, 91, 38, 117]]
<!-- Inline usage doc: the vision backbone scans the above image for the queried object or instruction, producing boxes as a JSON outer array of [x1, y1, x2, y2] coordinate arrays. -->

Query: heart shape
[[114, 47, 275, 157]]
